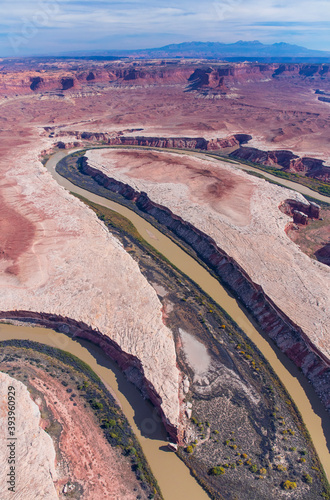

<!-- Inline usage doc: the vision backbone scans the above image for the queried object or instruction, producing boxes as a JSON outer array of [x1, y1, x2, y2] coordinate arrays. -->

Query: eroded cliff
[[80, 149, 330, 410]]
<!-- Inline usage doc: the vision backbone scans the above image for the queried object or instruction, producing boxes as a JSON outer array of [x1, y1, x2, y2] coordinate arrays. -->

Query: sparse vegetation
[[0, 341, 162, 499], [281, 480, 297, 490]]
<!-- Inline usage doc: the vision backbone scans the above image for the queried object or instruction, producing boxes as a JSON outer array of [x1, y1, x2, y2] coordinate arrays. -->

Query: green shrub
[[209, 466, 225, 476], [282, 480, 297, 490], [186, 446, 194, 454], [302, 473, 313, 484]]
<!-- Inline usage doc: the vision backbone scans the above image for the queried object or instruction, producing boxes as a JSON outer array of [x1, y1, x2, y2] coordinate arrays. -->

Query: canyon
[[0, 57, 330, 498], [80, 148, 330, 408]]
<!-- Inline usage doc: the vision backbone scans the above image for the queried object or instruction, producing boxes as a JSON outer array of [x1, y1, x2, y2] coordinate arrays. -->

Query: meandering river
[[47, 149, 330, 480], [1, 147, 329, 500]]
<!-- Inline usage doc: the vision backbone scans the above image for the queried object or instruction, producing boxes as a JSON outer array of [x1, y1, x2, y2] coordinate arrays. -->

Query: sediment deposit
[[0, 372, 58, 499]]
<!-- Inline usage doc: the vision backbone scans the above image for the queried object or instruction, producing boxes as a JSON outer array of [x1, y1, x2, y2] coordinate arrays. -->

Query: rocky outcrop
[[55, 131, 251, 151], [187, 64, 276, 92], [280, 199, 320, 219], [61, 77, 75, 90], [315, 244, 330, 266], [0, 310, 181, 443], [230, 147, 330, 183], [289, 158, 330, 183], [293, 211, 309, 225], [30, 76, 43, 91], [273, 64, 330, 79], [76, 157, 330, 411], [318, 96, 330, 103], [230, 147, 298, 169], [2, 60, 330, 98]]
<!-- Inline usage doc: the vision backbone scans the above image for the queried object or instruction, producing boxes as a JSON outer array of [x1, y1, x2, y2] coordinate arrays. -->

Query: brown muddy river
[[46, 149, 330, 480], [0, 324, 208, 500], [1, 147, 329, 500]]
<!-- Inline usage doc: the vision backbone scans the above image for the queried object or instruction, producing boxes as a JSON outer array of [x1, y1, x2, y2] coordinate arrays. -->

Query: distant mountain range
[[61, 41, 330, 62]]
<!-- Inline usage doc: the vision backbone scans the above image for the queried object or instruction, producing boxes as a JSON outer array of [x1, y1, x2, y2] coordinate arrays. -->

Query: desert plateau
[[0, 52, 330, 500]]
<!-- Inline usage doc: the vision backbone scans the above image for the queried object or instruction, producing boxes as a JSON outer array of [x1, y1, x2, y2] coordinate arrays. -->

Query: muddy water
[[179, 329, 211, 376], [0, 323, 210, 500], [44, 150, 330, 479], [44, 149, 330, 480]]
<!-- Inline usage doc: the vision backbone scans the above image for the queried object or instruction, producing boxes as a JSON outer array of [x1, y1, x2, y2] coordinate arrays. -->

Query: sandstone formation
[[4, 60, 330, 97], [0, 101, 181, 440], [280, 199, 320, 220], [2, 58, 330, 163], [53, 127, 330, 183], [83, 148, 330, 408], [0, 372, 58, 499], [1, 57, 330, 444], [230, 147, 330, 182], [52, 130, 251, 151]]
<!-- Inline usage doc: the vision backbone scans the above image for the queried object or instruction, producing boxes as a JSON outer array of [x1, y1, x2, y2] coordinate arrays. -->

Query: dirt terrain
[[0, 58, 330, 498]]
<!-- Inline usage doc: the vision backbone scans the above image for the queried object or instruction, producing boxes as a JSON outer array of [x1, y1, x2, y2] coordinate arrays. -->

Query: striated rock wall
[[0, 372, 58, 499], [0, 311, 181, 442], [54, 131, 251, 151], [187, 64, 276, 92], [230, 147, 330, 182], [2, 60, 330, 98], [77, 156, 330, 411]]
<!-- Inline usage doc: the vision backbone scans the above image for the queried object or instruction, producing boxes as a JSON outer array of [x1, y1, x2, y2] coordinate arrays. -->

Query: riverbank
[[43, 147, 330, 482], [58, 151, 330, 413], [0, 339, 161, 499]]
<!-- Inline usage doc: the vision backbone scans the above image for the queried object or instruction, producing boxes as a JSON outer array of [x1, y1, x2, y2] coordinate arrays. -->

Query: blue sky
[[2, 0, 330, 56]]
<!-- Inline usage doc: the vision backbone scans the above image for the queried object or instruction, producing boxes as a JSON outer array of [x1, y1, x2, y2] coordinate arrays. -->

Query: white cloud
[[1, 0, 330, 55]]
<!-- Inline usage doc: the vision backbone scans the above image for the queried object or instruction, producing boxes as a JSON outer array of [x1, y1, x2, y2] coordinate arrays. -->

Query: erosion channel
[[1, 147, 329, 499]]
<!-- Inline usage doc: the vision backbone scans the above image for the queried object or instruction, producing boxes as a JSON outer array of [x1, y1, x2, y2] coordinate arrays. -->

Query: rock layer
[[53, 131, 251, 151], [0, 128, 180, 441], [82, 149, 330, 410], [230, 147, 330, 183]]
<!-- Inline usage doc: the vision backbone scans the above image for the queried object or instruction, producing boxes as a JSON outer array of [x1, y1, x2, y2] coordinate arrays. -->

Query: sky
[[1, 0, 330, 57]]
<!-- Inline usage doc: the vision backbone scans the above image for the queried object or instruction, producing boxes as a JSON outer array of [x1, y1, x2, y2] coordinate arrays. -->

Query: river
[[1, 147, 329, 499], [47, 149, 330, 479], [0, 323, 209, 500]]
